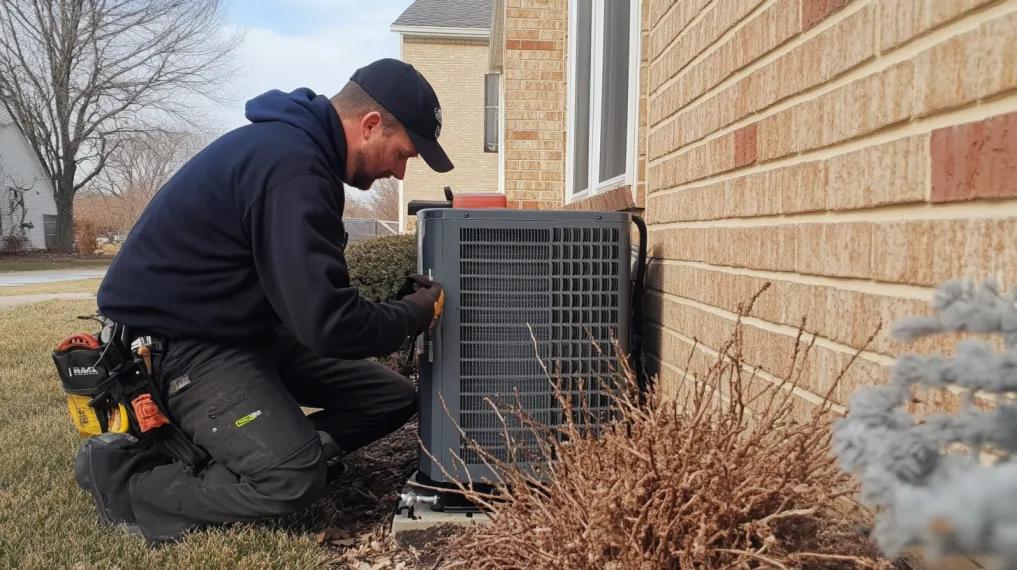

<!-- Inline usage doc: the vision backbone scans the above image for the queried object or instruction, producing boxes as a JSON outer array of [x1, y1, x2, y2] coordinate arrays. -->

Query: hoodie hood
[[245, 87, 347, 179]]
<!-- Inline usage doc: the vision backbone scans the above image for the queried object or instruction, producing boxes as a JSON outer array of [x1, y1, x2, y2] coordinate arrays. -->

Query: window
[[484, 73, 499, 153], [567, 0, 639, 201], [43, 214, 57, 250]]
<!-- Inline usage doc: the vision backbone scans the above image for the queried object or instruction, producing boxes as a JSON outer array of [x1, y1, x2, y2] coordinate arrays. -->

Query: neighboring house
[[487, 1, 1017, 414], [0, 107, 58, 250], [392, 0, 500, 232], [344, 218, 399, 243]]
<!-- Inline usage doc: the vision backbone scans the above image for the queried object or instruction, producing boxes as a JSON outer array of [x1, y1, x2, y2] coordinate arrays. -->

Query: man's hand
[[404, 274, 445, 330]]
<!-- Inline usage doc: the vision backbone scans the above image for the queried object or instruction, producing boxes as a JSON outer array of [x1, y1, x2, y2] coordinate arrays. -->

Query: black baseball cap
[[350, 58, 454, 173]]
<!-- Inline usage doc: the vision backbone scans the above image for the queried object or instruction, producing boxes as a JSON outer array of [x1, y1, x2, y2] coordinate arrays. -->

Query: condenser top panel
[[416, 209, 631, 223]]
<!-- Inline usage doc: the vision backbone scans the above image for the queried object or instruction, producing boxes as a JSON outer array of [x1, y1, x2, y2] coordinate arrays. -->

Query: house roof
[[391, 0, 492, 31]]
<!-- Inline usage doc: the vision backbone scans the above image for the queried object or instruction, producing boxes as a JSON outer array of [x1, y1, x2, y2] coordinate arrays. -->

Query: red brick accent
[[506, 39, 556, 51], [507, 129, 539, 140], [931, 111, 1017, 202], [734, 124, 758, 168], [507, 200, 556, 210], [802, 0, 849, 30], [563, 185, 636, 212]]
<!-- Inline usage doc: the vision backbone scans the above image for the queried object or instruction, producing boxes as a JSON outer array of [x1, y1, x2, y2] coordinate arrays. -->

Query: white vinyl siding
[[0, 108, 57, 249]]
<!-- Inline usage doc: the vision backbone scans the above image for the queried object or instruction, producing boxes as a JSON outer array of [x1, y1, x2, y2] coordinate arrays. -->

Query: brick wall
[[401, 35, 499, 230], [500, 0, 567, 210], [645, 0, 1017, 415]]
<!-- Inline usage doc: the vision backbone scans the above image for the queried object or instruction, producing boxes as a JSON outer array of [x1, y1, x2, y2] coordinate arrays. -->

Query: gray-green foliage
[[833, 279, 1017, 565], [345, 233, 417, 302]]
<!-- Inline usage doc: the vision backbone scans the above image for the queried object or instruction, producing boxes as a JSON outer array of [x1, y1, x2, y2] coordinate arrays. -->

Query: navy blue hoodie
[[97, 88, 427, 357]]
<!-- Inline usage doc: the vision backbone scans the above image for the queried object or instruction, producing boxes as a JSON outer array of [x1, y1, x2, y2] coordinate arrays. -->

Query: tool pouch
[[52, 332, 130, 436], [52, 319, 211, 470]]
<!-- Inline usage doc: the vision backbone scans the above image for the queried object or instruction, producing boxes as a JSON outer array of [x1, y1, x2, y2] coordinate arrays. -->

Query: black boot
[[318, 431, 349, 485], [74, 433, 165, 534]]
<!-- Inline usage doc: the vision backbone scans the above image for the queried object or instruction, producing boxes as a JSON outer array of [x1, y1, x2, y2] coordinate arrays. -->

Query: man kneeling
[[77, 59, 451, 543]]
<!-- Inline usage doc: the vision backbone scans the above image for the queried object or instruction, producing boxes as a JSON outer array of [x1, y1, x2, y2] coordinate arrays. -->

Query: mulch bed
[[302, 418, 462, 569]]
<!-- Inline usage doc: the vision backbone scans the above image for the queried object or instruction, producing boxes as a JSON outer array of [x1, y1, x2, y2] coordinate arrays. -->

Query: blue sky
[[216, 0, 411, 129]]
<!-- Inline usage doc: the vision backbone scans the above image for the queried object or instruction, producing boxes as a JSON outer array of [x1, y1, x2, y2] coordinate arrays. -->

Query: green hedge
[[345, 233, 417, 302]]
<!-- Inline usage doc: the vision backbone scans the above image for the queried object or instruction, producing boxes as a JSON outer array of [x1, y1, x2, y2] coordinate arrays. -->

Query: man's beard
[[350, 148, 377, 190]]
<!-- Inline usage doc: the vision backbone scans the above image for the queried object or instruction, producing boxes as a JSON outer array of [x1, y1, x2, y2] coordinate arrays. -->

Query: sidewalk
[[0, 269, 106, 286], [0, 293, 96, 309]]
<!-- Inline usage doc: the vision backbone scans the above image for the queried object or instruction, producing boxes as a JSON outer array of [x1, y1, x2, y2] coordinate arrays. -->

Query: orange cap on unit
[[451, 194, 507, 209]]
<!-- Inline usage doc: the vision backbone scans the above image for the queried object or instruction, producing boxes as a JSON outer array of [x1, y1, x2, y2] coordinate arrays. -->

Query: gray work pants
[[126, 327, 416, 541]]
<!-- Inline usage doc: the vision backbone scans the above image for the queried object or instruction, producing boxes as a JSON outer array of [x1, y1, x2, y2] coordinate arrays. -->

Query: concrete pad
[[0, 293, 95, 309], [390, 482, 491, 541]]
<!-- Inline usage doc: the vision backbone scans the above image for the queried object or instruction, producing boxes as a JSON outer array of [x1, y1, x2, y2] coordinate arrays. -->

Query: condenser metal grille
[[458, 226, 623, 466]]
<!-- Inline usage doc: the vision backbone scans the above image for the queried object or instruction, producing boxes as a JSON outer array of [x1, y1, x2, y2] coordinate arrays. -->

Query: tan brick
[[649, 160, 825, 222], [651, 0, 765, 93], [914, 27, 981, 117], [756, 105, 796, 162], [646, 181, 719, 224], [648, 0, 675, 28], [870, 217, 1017, 286], [796, 222, 872, 279], [879, 0, 997, 51], [645, 292, 891, 407], [777, 160, 827, 214], [400, 36, 498, 214], [758, 61, 915, 162], [649, 0, 713, 61], [825, 61, 915, 146], [733, 172, 781, 217], [826, 135, 929, 210], [649, 224, 798, 272], [979, 12, 1017, 99], [651, 131, 737, 188], [643, 262, 952, 358], [651, 0, 799, 125]]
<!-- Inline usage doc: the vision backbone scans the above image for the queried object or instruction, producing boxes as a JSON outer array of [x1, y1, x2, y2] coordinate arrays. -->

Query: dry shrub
[[422, 285, 901, 569], [1, 231, 31, 254], [96, 242, 120, 257], [74, 219, 100, 254]]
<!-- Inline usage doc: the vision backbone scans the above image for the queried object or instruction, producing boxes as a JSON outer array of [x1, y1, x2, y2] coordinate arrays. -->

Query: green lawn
[[0, 300, 336, 568]]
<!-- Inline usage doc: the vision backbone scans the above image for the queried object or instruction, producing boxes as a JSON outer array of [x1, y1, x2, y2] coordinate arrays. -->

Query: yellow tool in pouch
[[66, 395, 130, 436], [53, 332, 130, 437]]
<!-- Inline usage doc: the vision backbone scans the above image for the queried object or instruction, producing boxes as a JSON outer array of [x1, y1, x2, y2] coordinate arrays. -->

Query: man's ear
[[360, 111, 382, 139]]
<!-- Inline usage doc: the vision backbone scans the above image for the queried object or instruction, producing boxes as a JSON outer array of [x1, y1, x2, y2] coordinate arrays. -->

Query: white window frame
[[484, 73, 500, 153], [565, 0, 641, 204]]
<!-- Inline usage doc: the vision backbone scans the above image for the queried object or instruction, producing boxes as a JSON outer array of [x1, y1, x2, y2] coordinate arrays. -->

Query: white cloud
[[218, 4, 404, 130]]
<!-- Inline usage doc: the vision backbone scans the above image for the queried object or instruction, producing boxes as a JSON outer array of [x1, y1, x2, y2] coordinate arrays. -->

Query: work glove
[[403, 273, 445, 331]]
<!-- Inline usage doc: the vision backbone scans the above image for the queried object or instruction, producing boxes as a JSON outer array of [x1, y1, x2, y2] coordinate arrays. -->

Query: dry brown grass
[[419, 285, 903, 569]]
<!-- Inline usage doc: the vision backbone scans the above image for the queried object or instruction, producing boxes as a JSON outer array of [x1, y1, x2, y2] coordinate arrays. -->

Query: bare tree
[[343, 196, 374, 219], [77, 129, 208, 238], [0, 0, 241, 251], [367, 177, 399, 221]]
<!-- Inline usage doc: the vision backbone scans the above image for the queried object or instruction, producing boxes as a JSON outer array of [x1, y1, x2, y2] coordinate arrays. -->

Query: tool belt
[[52, 315, 209, 469]]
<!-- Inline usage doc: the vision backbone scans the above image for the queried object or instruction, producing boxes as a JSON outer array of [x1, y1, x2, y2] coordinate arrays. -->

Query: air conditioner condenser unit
[[414, 207, 635, 485]]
